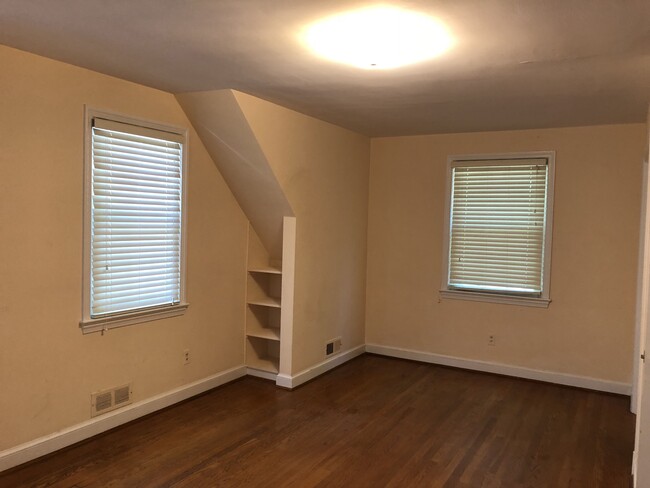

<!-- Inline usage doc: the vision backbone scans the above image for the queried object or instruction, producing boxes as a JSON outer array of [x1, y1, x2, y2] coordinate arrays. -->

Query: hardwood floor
[[0, 354, 635, 487]]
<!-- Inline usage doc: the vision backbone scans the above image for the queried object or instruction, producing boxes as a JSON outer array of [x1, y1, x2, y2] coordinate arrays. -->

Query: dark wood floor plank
[[0, 354, 635, 488]]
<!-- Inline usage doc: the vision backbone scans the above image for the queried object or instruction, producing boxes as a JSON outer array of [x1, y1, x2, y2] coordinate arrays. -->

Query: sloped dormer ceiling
[[176, 89, 293, 259]]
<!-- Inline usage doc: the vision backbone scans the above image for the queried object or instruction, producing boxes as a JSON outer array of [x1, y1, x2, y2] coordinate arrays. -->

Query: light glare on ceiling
[[302, 6, 453, 70]]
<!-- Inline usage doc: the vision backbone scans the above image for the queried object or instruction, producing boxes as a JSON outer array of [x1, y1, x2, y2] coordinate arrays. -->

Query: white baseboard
[[0, 365, 247, 473], [1, 347, 366, 473], [276, 344, 366, 389], [366, 344, 631, 395], [3, 343, 630, 473], [246, 367, 277, 381]]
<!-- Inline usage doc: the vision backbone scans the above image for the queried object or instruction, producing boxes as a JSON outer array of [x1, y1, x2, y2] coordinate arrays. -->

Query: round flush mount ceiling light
[[302, 5, 453, 70]]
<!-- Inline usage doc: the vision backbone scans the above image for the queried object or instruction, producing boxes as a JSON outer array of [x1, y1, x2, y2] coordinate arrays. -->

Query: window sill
[[439, 290, 550, 308], [80, 303, 189, 334]]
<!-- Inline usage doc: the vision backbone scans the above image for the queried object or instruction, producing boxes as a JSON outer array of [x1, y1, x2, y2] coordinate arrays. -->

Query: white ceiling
[[1, 0, 649, 136]]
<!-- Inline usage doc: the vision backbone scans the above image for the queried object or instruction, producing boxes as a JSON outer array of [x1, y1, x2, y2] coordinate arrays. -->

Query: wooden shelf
[[246, 327, 280, 341], [247, 296, 281, 308], [245, 219, 295, 380], [246, 354, 279, 374], [248, 266, 282, 275]]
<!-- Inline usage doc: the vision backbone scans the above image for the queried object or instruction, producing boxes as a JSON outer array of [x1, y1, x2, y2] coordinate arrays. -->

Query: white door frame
[[632, 107, 650, 486], [633, 158, 649, 414]]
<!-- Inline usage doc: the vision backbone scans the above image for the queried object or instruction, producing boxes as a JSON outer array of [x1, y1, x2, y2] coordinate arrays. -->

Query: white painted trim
[[275, 373, 293, 389], [246, 368, 278, 381], [439, 290, 550, 308], [0, 366, 246, 473], [366, 344, 631, 395], [633, 157, 650, 413], [5, 342, 629, 473], [279, 216, 296, 377], [632, 105, 650, 487], [80, 303, 189, 333], [275, 345, 366, 389]]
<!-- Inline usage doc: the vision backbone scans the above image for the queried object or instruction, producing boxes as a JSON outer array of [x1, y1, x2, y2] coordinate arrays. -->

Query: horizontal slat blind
[[448, 160, 548, 296], [91, 122, 183, 317]]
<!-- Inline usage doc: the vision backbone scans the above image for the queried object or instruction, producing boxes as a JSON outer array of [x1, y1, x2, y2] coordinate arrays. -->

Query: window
[[440, 152, 555, 307], [81, 108, 188, 333]]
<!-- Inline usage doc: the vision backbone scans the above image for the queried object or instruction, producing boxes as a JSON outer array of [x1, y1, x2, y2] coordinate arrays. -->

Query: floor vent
[[91, 383, 132, 417]]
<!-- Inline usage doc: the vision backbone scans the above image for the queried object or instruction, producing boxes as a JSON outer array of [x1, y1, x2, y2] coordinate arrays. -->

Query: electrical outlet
[[183, 349, 190, 365], [488, 335, 496, 346]]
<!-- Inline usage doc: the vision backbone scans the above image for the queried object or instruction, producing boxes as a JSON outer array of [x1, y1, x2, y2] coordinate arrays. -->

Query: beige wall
[[175, 90, 294, 260], [0, 46, 248, 451], [366, 124, 646, 384], [0, 41, 644, 459], [234, 92, 370, 374]]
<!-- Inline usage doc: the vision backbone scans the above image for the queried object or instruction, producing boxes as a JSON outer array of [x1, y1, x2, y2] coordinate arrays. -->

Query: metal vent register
[[91, 384, 132, 417]]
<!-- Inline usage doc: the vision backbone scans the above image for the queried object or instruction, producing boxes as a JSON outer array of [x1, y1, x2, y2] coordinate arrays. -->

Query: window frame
[[80, 107, 189, 333], [440, 151, 555, 308]]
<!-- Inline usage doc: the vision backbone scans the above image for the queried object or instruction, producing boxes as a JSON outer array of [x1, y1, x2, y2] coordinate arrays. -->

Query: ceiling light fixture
[[302, 5, 453, 70]]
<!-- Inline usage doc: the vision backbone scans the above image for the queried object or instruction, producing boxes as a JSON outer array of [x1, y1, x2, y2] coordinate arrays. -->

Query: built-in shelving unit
[[246, 325, 281, 341], [245, 227, 282, 378], [245, 218, 296, 382], [247, 296, 281, 308], [248, 266, 282, 275], [246, 267, 282, 374]]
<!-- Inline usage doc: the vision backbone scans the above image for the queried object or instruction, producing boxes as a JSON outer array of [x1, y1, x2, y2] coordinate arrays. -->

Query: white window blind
[[448, 159, 549, 296], [90, 118, 184, 317]]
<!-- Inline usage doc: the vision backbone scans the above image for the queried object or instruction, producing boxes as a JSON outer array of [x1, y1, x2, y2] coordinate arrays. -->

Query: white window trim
[[440, 151, 555, 308], [80, 107, 189, 334]]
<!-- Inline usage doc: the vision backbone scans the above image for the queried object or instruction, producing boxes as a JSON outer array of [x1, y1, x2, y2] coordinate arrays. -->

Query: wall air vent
[[95, 392, 112, 412], [325, 337, 342, 357], [91, 383, 132, 417], [114, 385, 131, 405]]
